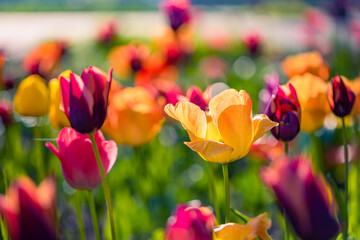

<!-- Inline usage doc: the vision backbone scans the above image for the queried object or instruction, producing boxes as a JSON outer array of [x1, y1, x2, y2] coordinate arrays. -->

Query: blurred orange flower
[[213, 213, 272, 240], [345, 76, 360, 116], [23, 41, 66, 78], [165, 89, 277, 164], [102, 86, 164, 146], [108, 42, 151, 79], [282, 51, 329, 80], [0, 50, 5, 89], [289, 73, 330, 133]]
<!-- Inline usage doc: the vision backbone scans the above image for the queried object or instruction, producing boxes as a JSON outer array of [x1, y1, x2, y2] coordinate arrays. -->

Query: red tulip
[[46, 127, 117, 190], [0, 177, 56, 240], [327, 74, 355, 117], [60, 66, 113, 134], [165, 202, 215, 240], [261, 157, 339, 240]]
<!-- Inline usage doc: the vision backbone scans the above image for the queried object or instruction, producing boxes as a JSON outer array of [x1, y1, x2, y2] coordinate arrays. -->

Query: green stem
[[222, 163, 230, 223], [354, 119, 360, 234], [230, 208, 250, 223], [283, 141, 290, 240], [34, 123, 45, 181], [310, 133, 323, 172], [208, 162, 220, 223], [88, 190, 101, 240], [341, 117, 349, 240], [75, 191, 85, 240], [89, 133, 117, 240], [284, 142, 289, 155]]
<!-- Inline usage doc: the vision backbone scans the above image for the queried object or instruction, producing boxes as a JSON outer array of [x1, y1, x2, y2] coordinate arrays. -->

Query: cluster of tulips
[[1, 0, 360, 239]]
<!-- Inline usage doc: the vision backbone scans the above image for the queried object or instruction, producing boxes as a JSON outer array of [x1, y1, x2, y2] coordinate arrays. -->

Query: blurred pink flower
[[261, 157, 339, 240], [165, 202, 215, 240], [242, 31, 263, 55], [160, 0, 191, 31], [46, 127, 117, 190], [0, 177, 56, 240], [96, 20, 118, 44], [199, 57, 227, 80], [0, 99, 12, 126]]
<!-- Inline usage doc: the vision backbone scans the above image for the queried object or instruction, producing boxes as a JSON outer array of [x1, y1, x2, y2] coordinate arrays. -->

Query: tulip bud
[[261, 157, 340, 240], [160, 0, 191, 31], [46, 127, 117, 190], [14, 75, 50, 117], [165, 202, 215, 240], [265, 83, 301, 142], [60, 66, 113, 134], [0, 177, 56, 240], [327, 74, 355, 117]]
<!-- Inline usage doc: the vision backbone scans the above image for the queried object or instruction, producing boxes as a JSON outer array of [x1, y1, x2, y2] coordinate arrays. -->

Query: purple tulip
[[160, 0, 191, 31], [327, 74, 355, 117], [60, 66, 113, 134], [261, 157, 340, 240], [265, 83, 301, 142]]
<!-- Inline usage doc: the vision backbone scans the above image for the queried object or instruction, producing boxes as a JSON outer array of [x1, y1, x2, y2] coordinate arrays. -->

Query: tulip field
[[2, 0, 360, 239]]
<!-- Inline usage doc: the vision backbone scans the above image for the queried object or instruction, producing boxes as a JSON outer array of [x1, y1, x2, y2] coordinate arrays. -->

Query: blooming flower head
[[23, 41, 66, 78], [165, 89, 278, 163], [165, 202, 215, 240], [108, 43, 150, 79], [96, 20, 118, 44], [102, 86, 164, 146], [282, 51, 329, 80], [261, 156, 340, 240], [49, 70, 71, 129], [289, 73, 330, 133], [160, 0, 191, 31], [46, 127, 117, 190], [214, 213, 272, 240], [0, 176, 56, 240], [327, 74, 355, 117], [14, 75, 50, 117], [60, 66, 113, 134], [265, 83, 301, 141]]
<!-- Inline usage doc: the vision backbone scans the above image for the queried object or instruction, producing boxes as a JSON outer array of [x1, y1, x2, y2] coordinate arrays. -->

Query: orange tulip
[[282, 51, 329, 80], [345, 76, 360, 116], [108, 43, 151, 79], [213, 213, 271, 240], [102, 86, 164, 146], [23, 41, 66, 78], [289, 73, 330, 133], [164, 89, 278, 164]]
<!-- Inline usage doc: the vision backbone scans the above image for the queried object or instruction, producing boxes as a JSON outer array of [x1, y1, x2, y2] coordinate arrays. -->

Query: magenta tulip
[[60, 66, 113, 134], [261, 157, 340, 240], [160, 0, 191, 31], [46, 127, 117, 190], [165, 203, 215, 240], [0, 177, 56, 240]]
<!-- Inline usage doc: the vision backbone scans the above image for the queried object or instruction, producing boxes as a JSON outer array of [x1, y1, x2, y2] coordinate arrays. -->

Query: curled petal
[[185, 139, 233, 163], [252, 114, 278, 142]]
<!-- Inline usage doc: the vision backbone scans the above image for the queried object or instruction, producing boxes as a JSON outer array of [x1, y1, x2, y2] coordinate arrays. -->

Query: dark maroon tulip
[[60, 66, 113, 134], [0, 177, 56, 240], [265, 83, 301, 142], [327, 74, 355, 117], [160, 0, 191, 31], [165, 202, 215, 240], [261, 157, 340, 240]]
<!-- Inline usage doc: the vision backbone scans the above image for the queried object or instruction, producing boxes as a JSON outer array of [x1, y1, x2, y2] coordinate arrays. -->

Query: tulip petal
[[208, 88, 239, 115], [252, 114, 278, 142], [45, 142, 60, 159], [185, 140, 233, 163], [164, 102, 207, 140], [212, 90, 253, 160], [95, 130, 118, 174]]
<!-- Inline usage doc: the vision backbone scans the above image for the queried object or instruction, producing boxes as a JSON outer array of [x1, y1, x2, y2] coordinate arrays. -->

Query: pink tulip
[[46, 127, 117, 190], [0, 177, 56, 240]]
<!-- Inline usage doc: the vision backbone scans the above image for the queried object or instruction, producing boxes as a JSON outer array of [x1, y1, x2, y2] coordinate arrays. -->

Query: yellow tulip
[[213, 213, 272, 240], [49, 70, 71, 129], [289, 73, 330, 133], [164, 89, 278, 164], [14, 75, 50, 117]]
